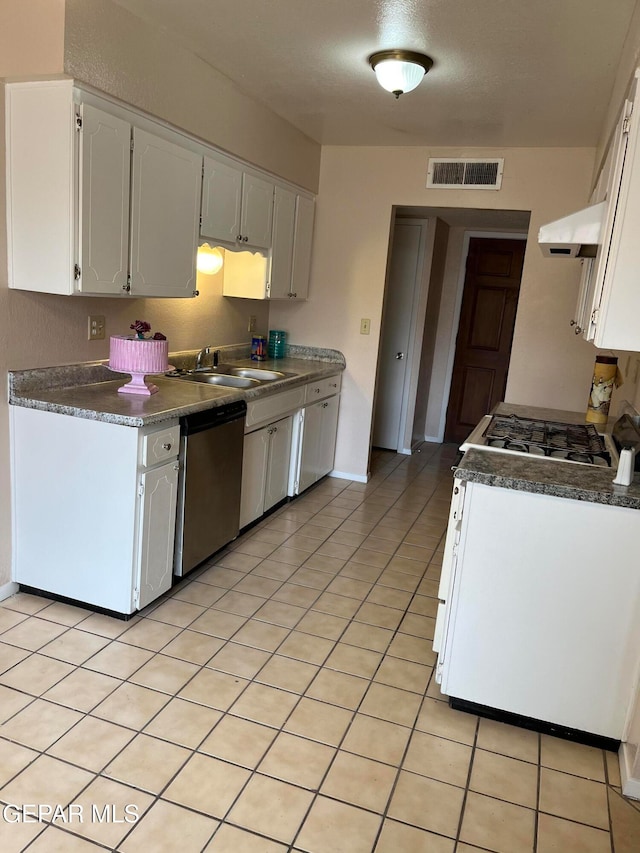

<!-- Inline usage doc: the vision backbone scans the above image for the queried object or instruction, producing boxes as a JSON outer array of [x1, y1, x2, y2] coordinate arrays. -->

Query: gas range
[[461, 413, 618, 468]]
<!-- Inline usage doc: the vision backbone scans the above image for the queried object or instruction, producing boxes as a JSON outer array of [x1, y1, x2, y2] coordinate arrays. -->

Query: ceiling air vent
[[427, 158, 504, 190]]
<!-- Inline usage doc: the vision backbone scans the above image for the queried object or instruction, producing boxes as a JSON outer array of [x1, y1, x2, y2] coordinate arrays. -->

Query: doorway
[[444, 236, 526, 443], [371, 208, 530, 457]]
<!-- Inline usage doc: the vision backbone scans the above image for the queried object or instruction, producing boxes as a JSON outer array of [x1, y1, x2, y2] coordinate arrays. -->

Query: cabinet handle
[[236, 234, 243, 241], [272, 426, 278, 433], [314, 388, 320, 394], [322, 401, 329, 408], [570, 320, 576, 326], [173, 463, 180, 471], [291, 292, 297, 298], [243, 236, 249, 242], [574, 325, 583, 335], [193, 290, 200, 297], [162, 442, 172, 451], [122, 283, 131, 293]]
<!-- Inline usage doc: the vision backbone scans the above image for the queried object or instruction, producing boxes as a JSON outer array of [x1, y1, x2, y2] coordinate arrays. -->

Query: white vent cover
[[427, 158, 504, 190]]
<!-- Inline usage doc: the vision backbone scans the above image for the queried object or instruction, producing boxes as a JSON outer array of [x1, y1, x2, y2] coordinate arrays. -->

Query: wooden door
[[444, 237, 526, 444]]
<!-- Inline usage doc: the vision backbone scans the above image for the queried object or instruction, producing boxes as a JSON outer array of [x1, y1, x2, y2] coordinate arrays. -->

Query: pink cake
[[109, 335, 169, 395]]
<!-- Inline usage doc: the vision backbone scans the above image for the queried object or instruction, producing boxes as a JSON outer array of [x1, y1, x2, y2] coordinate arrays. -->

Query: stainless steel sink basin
[[227, 367, 288, 381], [167, 372, 260, 388], [165, 363, 293, 388]]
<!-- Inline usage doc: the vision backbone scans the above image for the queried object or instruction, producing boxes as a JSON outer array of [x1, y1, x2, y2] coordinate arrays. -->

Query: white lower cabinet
[[290, 376, 341, 496], [11, 407, 179, 615], [240, 416, 292, 528]]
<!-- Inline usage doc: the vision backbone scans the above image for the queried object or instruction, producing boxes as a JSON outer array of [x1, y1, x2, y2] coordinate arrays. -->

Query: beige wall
[[64, 0, 320, 192], [0, 0, 321, 590], [270, 145, 598, 480], [0, 0, 67, 590]]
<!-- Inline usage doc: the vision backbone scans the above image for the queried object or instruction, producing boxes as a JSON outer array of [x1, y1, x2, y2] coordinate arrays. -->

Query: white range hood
[[538, 201, 606, 258]]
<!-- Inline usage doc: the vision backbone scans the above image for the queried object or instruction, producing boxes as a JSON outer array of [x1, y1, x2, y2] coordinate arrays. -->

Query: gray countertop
[[8, 345, 346, 428], [455, 402, 640, 510]]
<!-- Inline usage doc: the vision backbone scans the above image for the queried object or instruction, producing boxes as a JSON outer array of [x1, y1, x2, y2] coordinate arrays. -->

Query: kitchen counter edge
[[8, 348, 346, 428]]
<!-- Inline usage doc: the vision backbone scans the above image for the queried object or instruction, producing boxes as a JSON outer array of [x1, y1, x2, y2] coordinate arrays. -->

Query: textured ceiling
[[112, 0, 637, 147]]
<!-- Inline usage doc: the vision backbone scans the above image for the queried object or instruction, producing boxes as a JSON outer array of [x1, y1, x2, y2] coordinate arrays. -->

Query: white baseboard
[[424, 434, 443, 443], [329, 470, 369, 483], [619, 742, 640, 800], [0, 581, 19, 602]]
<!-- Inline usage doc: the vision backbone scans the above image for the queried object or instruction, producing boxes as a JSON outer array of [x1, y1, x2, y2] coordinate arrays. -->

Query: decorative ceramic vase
[[109, 335, 169, 395]]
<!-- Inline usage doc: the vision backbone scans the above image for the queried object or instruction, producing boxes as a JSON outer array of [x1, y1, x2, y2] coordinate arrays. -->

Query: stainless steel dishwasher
[[173, 400, 247, 577]]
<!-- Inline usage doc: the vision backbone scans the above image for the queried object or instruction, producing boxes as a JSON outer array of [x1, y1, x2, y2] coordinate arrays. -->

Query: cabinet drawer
[[246, 386, 306, 430], [305, 374, 341, 403], [141, 424, 180, 467]]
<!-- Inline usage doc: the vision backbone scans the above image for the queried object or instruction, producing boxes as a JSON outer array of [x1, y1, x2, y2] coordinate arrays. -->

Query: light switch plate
[[360, 318, 371, 335], [88, 315, 105, 341]]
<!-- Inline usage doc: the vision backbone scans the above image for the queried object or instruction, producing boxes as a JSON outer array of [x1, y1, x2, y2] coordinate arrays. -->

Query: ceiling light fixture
[[369, 49, 433, 99]]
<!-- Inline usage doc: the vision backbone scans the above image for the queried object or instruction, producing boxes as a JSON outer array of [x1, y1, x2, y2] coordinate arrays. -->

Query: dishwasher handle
[[181, 400, 247, 435]]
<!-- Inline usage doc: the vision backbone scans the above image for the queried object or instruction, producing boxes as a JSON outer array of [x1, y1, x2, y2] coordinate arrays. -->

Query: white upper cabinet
[[79, 104, 131, 295], [262, 187, 315, 300], [129, 128, 202, 297], [291, 194, 315, 300], [576, 70, 640, 349], [200, 157, 243, 244], [5, 79, 201, 298], [270, 186, 297, 299], [201, 156, 274, 250]]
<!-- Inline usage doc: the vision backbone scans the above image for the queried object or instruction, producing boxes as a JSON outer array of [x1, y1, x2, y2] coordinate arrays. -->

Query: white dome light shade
[[369, 50, 433, 99], [197, 243, 224, 275]]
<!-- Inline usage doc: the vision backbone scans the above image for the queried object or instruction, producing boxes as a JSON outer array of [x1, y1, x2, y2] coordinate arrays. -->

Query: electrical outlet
[[88, 315, 105, 341], [360, 318, 371, 335], [248, 315, 257, 333]]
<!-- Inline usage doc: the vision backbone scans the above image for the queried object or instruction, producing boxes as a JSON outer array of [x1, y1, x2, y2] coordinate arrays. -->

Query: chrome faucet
[[195, 346, 211, 370], [195, 347, 221, 370]]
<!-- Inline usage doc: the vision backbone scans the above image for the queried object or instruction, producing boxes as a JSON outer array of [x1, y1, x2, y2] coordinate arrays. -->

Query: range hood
[[538, 201, 606, 258]]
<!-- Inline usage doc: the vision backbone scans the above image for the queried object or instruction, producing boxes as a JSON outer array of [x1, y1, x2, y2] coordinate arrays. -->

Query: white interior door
[[372, 221, 425, 450]]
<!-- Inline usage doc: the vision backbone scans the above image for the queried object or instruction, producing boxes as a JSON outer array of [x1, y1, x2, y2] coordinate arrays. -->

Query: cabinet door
[[298, 400, 324, 493], [240, 427, 270, 528], [201, 156, 243, 243], [241, 173, 274, 249], [269, 187, 296, 298], [290, 195, 315, 300], [316, 395, 339, 480], [590, 95, 634, 345], [78, 103, 131, 295], [130, 128, 202, 297], [264, 416, 292, 512], [136, 460, 179, 610]]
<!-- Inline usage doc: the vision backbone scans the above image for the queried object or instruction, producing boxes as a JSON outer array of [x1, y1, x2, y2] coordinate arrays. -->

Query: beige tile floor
[[1, 443, 640, 852]]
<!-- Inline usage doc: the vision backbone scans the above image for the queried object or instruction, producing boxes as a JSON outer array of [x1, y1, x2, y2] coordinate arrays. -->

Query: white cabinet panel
[[240, 428, 270, 529], [264, 417, 292, 512], [291, 194, 315, 300], [315, 395, 339, 481], [130, 128, 202, 297], [11, 407, 180, 615], [270, 186, 296, 299], [240, 416, 293, 527], [136, 460, 179, 609], [79, 103, 131, 295], [201, 156, 273, 251], [201, 156, 243, 244], [241, 173, 274, 249], [297, 399, 325, 494]]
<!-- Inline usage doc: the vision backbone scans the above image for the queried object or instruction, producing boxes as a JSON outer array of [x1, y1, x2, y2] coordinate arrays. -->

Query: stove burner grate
[[484, 415, 611, 466]]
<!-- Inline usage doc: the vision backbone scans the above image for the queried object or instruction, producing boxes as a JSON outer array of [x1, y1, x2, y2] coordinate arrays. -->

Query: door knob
[[395, 352, 405, 359]]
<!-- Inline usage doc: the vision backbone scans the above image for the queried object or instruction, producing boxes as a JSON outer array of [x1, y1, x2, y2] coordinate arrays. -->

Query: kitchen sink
[[166, 371, 260, 388], [218, 366, 289, 381], [165, 364, 293, 388]]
